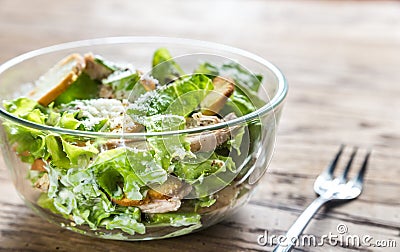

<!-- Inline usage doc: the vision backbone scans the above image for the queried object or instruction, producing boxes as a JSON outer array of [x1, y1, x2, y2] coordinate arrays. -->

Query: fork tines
[[324, 145, 371, 185]]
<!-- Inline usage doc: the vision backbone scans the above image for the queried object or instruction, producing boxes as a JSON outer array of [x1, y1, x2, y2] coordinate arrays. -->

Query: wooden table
[[0, 0, 399, 251]]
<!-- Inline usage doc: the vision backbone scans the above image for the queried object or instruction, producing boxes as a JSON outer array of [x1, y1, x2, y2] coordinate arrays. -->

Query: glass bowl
[[0, 37, 287, 240]]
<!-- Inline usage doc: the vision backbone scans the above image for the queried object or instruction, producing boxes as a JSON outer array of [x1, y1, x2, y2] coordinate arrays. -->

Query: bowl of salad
[[0, 37, 287, 240]]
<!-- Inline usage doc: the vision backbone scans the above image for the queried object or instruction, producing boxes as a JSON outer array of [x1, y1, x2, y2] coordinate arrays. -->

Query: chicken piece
[[98, 84, 114, 99], [83, 53, 113, 80], [197, 184, 243, 214], [112, 177, 190, 213], [34, 173, 50, 192], [138, 198, 181, 213], [29, 53, 85, 106], [189, 128, 234, 153], [112, 192, 181, 213], [188, 112, 239, 153], [200, 77, 235, 115], [139, 76, 157, 91], [186, 112, 237, 128], [186, 112, 223, 128], [150, 176, 192, 198]]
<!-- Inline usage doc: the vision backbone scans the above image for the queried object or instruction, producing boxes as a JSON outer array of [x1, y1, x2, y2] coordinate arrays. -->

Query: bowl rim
[[0, 36, 288, 138]]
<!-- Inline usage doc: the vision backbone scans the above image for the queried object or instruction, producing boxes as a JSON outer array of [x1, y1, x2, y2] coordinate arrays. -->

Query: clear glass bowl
[[0, 37, 287, 240]]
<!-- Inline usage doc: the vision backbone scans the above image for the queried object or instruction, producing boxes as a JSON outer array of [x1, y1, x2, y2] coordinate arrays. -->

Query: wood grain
[[0, 0, 400, 251]]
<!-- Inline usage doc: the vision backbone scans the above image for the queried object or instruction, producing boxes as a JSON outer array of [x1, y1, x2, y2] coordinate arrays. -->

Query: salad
[[3, 48, 265, 237]]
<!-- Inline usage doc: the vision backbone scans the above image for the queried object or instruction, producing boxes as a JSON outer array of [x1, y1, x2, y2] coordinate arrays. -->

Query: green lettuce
[[61, 139, 98, 166], [151, 48, 185, 85], [195, 195, 217, 210], [174, 154, 236, 197], [103, 213, 145, 235], [3, 98, 48, 163], [3, 98, 93, 165], [92, 147, 167, 200], [102, 69, 140, 93], [195, 61, 262, 92], [46, 159, 145, 234], [144, 115, 193, 169], [3, 123, 46, 163], [45, 135, 70, 168], [54, 73, 99, 105], [127, 74, 213, 121], [3, 97, 39, 117], [147, 213, 201, 227], [57, 112, 82, 129]]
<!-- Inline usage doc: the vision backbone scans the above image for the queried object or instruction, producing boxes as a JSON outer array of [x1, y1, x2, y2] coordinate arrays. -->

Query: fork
[[273, 145, 371, 252]]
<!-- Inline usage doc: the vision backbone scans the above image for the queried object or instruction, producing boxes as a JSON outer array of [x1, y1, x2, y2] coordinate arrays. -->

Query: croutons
[[29, 53, 85, 106], [201, 76, 235, 115]]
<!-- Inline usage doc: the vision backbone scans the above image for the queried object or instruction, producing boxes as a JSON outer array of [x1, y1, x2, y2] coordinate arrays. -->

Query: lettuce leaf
[[4, 97, 49, 125], [92, 147, 167, 200], [45, 135, 70, 168], [151, 48, 185, 85], [144, 115, 193, 169], [147, 213, 201, 227], [47, 165, 114, 228], [46, 160, 146, 234], [104, 215, 145, 235], [3, 97, 39, 117], [2, 122, 46, 163], [195, 195, 217, 210], [174, 154, 236, 197], [61, 139, 98, 166], [127, 74, 213, 120], [58, 112, 82, 130], [224, 91, 257, 116], [2, 98, 48, 163], [54, 73, 99, 105], [102, 69, 141, 100], [195, 61, 262, 92], [44, 134, 99, 169]]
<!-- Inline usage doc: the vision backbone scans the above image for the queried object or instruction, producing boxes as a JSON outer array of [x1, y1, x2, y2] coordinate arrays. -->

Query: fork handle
[[273, 196, 330, 252]]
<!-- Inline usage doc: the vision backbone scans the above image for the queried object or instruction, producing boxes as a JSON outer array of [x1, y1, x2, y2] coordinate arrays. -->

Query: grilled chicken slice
[[29, 53, 85, 106], [112, 177, 191, 213], [112, 191, 181, 213], [187, 112, 239, 153], [84, 53, 113, 80], [138, 198, 181, 213], [200, 77, 235, 115], [150, 176, 192, 198], [188, 127, 239, 153]]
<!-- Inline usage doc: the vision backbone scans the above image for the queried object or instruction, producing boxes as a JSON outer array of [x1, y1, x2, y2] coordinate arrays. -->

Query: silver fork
[[273, 145, 371, 252]]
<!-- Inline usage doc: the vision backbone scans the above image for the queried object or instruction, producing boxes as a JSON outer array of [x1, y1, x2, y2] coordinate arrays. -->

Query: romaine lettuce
[[174, 154, 236, 197], [147, 213, 201, 227], [102, 69, 140, 93], [92, 147, 167, 200], [144, 115, 193, 169], [46, 153, 146, 234], [3, 97, 39, 117], [151, 48, 185, 85], [127, 74, 213, 120], [54, 73, 99, 105], [195, 61, 262, 92]]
